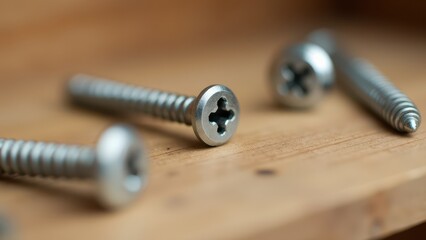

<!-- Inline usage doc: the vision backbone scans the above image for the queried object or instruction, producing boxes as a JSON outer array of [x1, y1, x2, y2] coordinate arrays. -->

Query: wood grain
[[0, 0, 330, 84], [1, 4, 426, 239]]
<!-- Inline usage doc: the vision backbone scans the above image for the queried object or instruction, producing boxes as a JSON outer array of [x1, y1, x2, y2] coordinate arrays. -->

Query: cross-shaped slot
[[208, 98, 235, 135], [281, 63, 311, 96]]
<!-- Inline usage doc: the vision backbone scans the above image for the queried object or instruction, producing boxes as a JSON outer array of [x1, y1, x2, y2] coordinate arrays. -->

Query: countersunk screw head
[[96, 124, 148, 209], [191, 85, 240, 146], [270, 43, 335, 108]]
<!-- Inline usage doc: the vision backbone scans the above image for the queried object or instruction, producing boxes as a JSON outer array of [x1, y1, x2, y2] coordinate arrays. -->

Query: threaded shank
[[0, 139, 96, 178], [68, 75, 195, 125], [340, 58, 421, 132]]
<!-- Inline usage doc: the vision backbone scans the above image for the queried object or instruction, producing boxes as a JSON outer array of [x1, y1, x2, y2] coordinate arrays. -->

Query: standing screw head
[[95, 124, 148, 209], [191, 85, 240, 146], [270, 43, 335, 108]]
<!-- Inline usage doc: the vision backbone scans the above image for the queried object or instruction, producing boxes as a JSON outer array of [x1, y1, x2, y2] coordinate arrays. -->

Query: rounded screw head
[[270, 43, 334, 108], [192, 85, 239, 146], [95, 124, 148, 209]]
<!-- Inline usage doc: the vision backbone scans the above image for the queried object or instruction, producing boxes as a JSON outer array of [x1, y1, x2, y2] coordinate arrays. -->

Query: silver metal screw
[[67, 74, 240, 146], [0, 213, 13, 240], [309, 30, 421, 133], [0, 124, 148, 209], [270, 43, 335, 108]]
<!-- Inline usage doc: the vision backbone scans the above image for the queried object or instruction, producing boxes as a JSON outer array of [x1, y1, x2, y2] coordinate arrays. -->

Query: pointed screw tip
[[403, 119, 419, 133]]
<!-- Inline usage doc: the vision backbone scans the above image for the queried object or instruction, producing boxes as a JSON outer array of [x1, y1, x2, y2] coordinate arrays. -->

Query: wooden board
[[1, 19, 426, 239]]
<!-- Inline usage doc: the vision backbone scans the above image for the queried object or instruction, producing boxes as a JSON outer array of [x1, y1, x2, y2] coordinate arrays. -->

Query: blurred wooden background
[[0, 0, 326, 80], [1, 1, 426, 240], [1, 0, 424, 80], [2, 0, 425, 78]]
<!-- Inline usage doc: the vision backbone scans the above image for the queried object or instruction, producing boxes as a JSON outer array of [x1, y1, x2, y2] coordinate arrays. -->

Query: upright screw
[[67, 74, 240, 146], [309, 30, 421, 133], [0, 124, 148, 209], [270, 43, 335, 108]]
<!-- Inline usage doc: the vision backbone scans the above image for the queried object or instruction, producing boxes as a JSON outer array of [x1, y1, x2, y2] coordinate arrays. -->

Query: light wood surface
[[1, 12, 426, 240]]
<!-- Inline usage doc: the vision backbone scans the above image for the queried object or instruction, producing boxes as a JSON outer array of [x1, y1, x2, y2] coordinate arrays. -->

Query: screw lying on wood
[[309, 30, 421, 133], [67, 74, 240, 146], [270, 43, 335, 108], [0, 124, 148, 209]]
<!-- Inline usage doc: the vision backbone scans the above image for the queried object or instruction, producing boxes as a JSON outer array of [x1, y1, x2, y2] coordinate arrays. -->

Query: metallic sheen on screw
[[309, 30, 421, 133], [270, 43, 334, 108], [0, 124, 148, 209], [67, 75, 240, 146]]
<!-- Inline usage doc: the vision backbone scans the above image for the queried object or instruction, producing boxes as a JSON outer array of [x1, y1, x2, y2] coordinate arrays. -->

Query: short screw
[[0, 124, 148, 209], [67, 74, 240, 146], [270, 43, 335, 108], [309, 30, 421, 133]]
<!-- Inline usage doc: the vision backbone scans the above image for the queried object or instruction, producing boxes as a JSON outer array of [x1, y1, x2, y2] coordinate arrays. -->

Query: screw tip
[[403, 118, 419, 133]]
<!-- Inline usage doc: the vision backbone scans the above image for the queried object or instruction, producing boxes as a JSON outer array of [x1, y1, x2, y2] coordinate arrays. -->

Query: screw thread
[[68, 75, 195, 125], [308, 30, 421, 133], [339, 58, 421, 132], [0, 139, 95, 178]]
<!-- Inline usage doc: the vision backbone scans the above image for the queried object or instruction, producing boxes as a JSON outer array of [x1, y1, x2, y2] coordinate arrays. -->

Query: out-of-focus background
[[1, 0, 425, 80], [1, 1, 426, 240]]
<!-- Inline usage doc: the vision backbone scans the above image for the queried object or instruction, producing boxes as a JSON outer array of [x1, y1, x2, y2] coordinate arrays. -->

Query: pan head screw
[[192, 85, 239, 147], [96, 125, 148, 209], [270, 43, 335, 108], [0, 124, 148, 210], [68, 76, 240, 146]]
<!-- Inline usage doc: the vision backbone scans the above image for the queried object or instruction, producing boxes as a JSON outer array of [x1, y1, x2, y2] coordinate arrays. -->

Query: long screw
[[67, 74, 240, 146], [309, 30, 421, 133], [0, 124, 148, 209]]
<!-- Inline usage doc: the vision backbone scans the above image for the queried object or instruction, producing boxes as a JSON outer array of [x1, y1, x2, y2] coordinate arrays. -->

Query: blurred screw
[[0, 214, 13, 240], [309, 30, 421, 133], [0, 124, 148, 209], [270, 43, 335, 108], [67, 75, 240, 146]]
